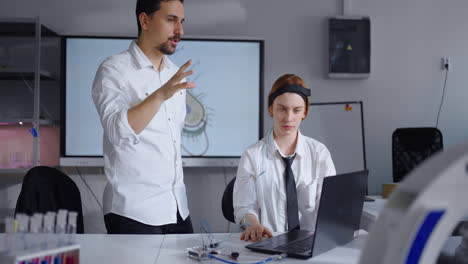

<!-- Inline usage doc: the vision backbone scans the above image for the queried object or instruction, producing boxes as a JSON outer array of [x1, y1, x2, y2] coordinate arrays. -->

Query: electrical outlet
[[441, 57, 451, 70]]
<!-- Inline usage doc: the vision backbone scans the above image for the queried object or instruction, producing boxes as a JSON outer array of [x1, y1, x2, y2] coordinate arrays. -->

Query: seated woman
[[233, 74, 336, 242]]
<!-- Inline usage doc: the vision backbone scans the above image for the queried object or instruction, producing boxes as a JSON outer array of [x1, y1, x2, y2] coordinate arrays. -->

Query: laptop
[[245, 170, 368, 259]]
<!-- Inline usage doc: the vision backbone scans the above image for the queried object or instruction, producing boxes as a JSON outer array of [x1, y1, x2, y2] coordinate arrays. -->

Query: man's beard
[[159, 35, 181, 55]]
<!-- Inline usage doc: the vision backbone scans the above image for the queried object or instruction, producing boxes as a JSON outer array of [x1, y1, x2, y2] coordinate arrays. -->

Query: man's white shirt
[[92, 41, 189, 226]]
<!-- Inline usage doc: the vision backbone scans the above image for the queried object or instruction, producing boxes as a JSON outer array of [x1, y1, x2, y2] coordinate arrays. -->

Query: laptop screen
[[311, 170, 368, 256]]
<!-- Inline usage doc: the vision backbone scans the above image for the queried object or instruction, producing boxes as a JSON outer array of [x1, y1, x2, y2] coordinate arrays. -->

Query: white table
[[157, 232, 367, 264], [0, 234, 164, 264], [78, 234, 164, 263], [0, 233, 368, 264], [1, 231, 463, 263], [3, 197, 463, 263], [0, 200, 385, 264], [361, 196, 386, 231]]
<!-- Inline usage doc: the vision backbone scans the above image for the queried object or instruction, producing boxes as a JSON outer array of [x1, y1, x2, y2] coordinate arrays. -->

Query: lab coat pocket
[[298, 179, 318, 210]]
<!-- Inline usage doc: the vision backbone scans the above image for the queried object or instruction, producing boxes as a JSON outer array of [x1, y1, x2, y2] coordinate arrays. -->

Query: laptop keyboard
[[273, 235, 314, 253]]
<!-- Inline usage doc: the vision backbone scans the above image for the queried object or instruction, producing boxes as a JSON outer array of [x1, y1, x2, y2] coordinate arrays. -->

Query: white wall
[[2, 0, 468, 233]]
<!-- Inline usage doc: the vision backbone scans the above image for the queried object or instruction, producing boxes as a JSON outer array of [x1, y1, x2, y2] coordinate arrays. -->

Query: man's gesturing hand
[[157, 59, 196, 100]]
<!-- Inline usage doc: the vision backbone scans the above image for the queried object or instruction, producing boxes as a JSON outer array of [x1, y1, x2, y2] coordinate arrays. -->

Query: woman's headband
[[268, 84, 311, 107]]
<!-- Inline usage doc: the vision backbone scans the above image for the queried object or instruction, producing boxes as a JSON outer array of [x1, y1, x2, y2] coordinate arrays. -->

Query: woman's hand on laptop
[[241, 224, 273, 242], [240, 214, 273, 242]]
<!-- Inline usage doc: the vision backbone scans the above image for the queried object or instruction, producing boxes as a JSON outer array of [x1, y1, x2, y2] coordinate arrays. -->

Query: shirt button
[[134, 139, 139, 144], [145, 92, 149, 96], [168, 118, 171, 122], [179, 92, 183, 95]]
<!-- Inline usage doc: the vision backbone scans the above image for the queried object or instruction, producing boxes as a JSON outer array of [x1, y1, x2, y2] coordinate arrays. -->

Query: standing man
[[92, 0, 195, 234]]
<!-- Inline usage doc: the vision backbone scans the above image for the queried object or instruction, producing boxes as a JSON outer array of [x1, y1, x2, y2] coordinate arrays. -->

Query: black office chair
[[392, 127, 443, 183], [221, 178, 236, 223], [15, 166, 85, 233]]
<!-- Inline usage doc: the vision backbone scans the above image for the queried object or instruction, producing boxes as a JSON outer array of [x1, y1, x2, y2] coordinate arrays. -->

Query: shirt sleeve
[[92, 61, 139, 146], [233, 150, 259, 225], [314, 145, 337, 208], [318, 145, 336, 177]]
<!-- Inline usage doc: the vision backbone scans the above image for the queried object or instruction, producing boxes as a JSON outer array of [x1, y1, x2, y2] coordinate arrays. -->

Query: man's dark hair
[[136, 0, 184, 36]]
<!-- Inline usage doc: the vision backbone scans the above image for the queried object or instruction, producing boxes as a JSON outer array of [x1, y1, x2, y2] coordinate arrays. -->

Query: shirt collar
[[266, 129, 305, 159], [129, 40, 172, 70]]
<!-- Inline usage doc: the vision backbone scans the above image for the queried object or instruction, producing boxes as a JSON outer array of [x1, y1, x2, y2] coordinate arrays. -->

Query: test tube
[[56, 209, 68, 246], [15, 213, 29, 233], [67, 211, 78, 244], [43, 212, 56, 233], [56, 210, 68, 234], [30, 213, 44, 233], [15, 213, 30, 250], [4, 217, 15, 233], [44, 212, 57, 248], [66, 212, 78, 235], [4, 217, 15, 252]]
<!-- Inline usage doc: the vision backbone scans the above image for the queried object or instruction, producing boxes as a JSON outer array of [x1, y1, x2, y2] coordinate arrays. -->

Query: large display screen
[[62, 37, 263, 161]]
